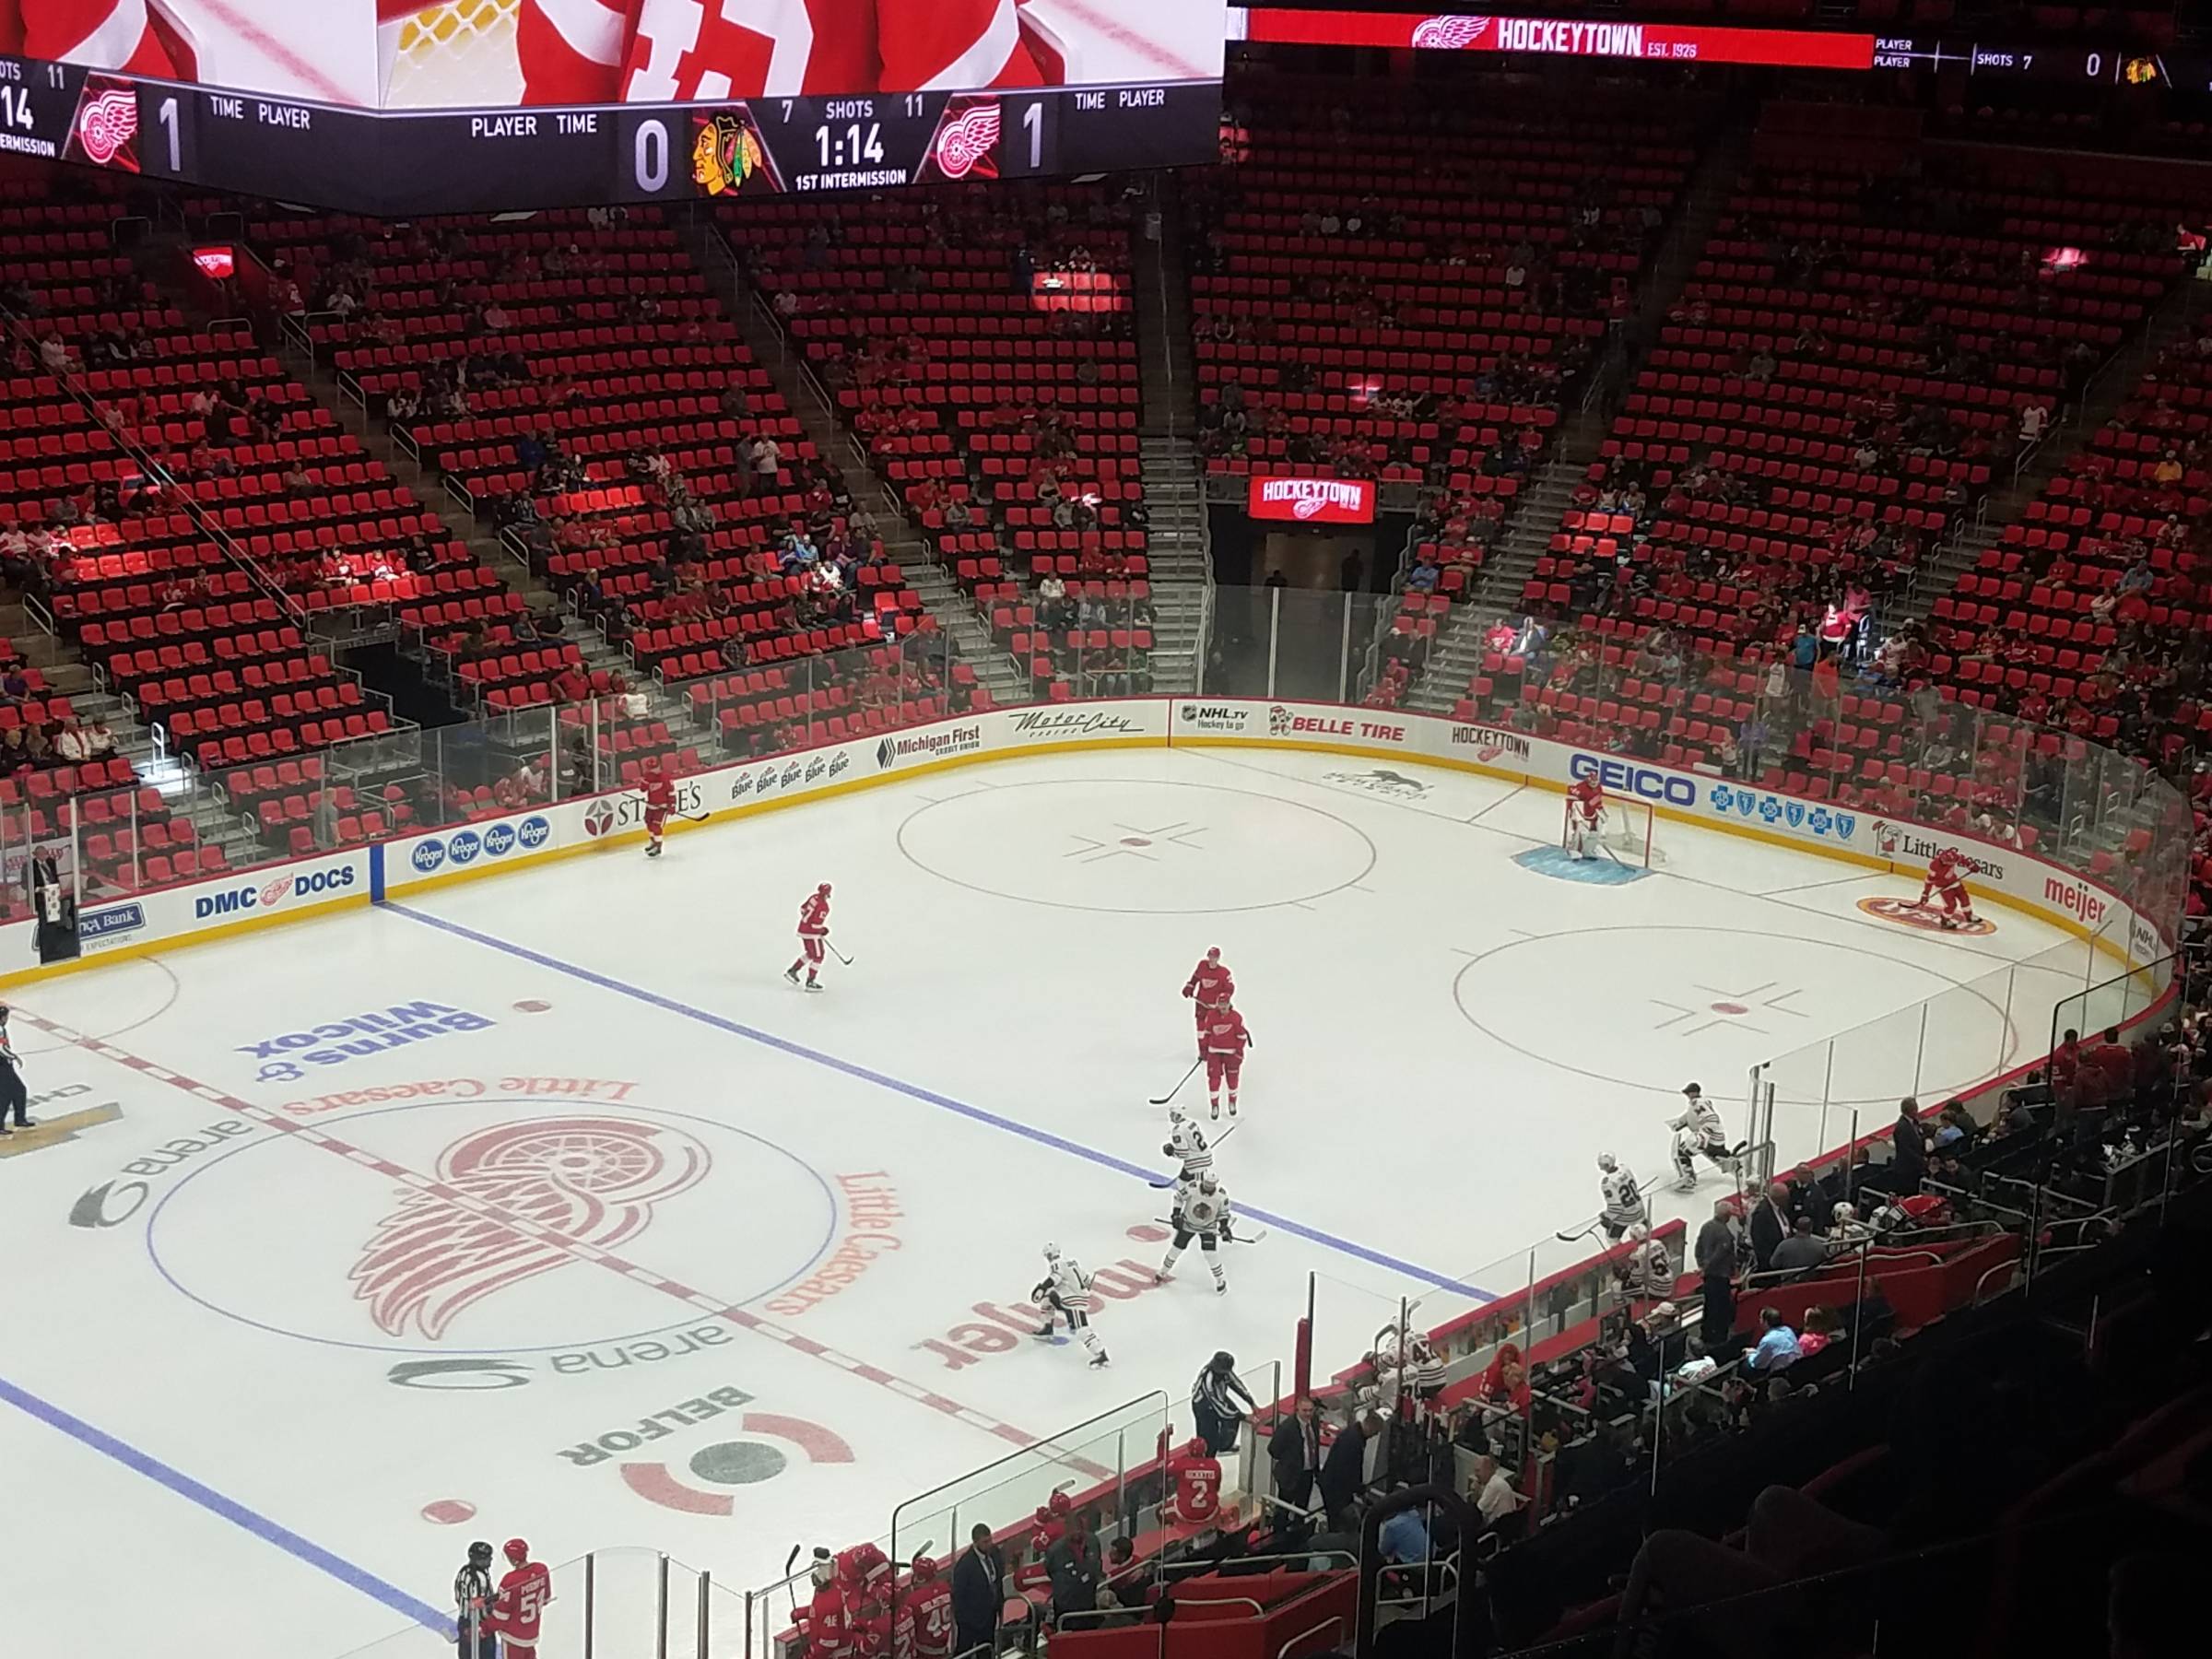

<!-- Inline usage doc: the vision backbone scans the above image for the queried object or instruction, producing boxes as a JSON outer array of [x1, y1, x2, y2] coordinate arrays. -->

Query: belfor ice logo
[[1410, 15, 1492, 49]]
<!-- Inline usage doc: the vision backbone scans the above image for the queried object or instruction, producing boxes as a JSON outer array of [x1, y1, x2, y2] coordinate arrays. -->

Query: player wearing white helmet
[[1158, 1171, 1233, 1294], [1619, 1221, 1674, 1300], [1163, 1108, 1213, 1182], [1031, 1242, 1108, 1367], [1595, 1152, 1646, 1241], [1667, 1083, 1742, 1192]]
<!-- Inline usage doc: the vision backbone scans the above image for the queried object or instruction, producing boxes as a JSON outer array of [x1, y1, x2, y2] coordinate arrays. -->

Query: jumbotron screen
[[0, 1, 1226, 212]]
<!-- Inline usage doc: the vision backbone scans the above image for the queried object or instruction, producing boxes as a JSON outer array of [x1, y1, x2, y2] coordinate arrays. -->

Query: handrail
[[1277, 1615, 1345, 1659]]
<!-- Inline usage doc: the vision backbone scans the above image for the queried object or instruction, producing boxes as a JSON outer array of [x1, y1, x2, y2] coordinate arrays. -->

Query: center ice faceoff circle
[[145, 1100, 839, 1353], [896, 778, 1376, 912]]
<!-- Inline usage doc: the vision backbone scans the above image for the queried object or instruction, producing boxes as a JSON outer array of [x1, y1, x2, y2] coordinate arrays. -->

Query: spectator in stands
[[1747, 1180, 1790, 1272], [0, 726, 28, 776], [1318, 1411, 1379, 1527], [1890, 1100, 1928, 1192], [1269, 1396, 1323, 1515], [1747, 1309, 1800, 1374], [1045, 1519, 1100, 1627], [82, 719, 115, 761], [51, 721, 86, 766], [1769, 1218, 1829, 1278], [1794, 1306, 1841, 1360], [1377, 1489, 1432, 1566], [950, 1524, 1005, 1657], [1468, 1453, 1524, 1532]]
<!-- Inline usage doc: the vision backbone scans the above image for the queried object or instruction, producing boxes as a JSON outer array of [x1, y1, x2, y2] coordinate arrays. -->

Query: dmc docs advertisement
[[1164, 699, 2160, 965], [60, 853, 372, 960], [384, 701, 1170, 894]]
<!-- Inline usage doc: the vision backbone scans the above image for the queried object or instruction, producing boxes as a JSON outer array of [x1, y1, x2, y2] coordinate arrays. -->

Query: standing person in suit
[[1318, 1410, 1380, 1528], [951, 1523, 1005, 1657], [1268, 1396, 1324, 1517]]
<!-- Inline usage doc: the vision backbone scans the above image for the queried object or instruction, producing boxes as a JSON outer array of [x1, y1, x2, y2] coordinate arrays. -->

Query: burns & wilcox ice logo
[[1323, 768, 1427, 798], [352, 1118, 710, 1341]]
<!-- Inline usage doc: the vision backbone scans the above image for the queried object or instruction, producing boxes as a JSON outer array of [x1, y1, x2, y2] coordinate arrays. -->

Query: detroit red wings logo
[[76, 88, 140, 168], [351, 1119, 709, 1340], [935, 103, 1002, 182], [1292, 497, 1325, 520], [1410, 16, 1492, 49]]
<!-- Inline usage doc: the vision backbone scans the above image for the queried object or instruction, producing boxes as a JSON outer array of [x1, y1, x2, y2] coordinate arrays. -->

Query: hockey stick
[[1153, 1217, 1270, 1243], [828, 942, 854, 967], [782, 1545, 805, 1615], [1146, 1122, 1240, 1187], [1555, 1218, 1605, 1244], [1149, 1057, 1202, 1105], [676, 809, 711, 824]]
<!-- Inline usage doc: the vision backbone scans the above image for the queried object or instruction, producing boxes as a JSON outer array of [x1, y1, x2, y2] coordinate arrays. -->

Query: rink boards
[[2, 696, 2171, 985]]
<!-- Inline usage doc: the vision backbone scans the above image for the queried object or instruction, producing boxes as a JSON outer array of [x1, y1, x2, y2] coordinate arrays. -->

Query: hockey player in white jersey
[[1158, 1172, 1233, 1294], [1371, 1320, 1446, 1418], [1595, 1152, 1647, 1241], [1618, 1222, 1675, 1301], [1031, 1242, 1109, 1367], [1667, 1083, 1742, 1192], [1162, 1108, 1214, 1182]]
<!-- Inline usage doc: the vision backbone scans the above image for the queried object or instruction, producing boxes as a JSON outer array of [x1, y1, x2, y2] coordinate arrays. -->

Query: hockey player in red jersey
[[488, 0, 1057, 107], [639, 759, 676, 858], [1565, 776, 1606, 859], [1182, 947, 1234, 1054], [488, 1538, 554, 1655], [1918, 847, 1980, 929], [1199, 1006, 1252, 1120], [1163, 1435, 1223, 1528], [894, 1552, 955, 1659], [797, 1548, 857, 1659], [787, 881, 833, 991], [0, 0, 199, 78]]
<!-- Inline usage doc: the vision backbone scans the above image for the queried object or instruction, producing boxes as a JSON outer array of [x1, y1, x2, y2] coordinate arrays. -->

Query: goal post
[[1561, 794, 1656, 868]]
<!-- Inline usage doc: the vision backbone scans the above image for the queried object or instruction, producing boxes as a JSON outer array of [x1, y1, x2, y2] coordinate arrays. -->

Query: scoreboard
[[0, 0, 1225, 215]]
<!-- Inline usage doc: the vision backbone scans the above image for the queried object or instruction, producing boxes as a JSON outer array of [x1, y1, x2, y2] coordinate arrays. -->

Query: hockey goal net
[[383, 0, 524, 109], [1562, 794, 1658, 868]]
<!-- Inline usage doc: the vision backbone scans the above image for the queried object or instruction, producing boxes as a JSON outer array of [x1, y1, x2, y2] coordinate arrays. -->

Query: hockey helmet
[[1185, 1436, 1208, 1458], [1197, 1171, 1218, 1191], [818, 880, 832, 895], [1681, 1082, 1702, 1098], [1628, 1222, 1650, 1241], [503, 1538, 531, 1564], [911, 1552, 937, 1581], [1042, 1241, 1061, 1263], [809, 1547, 836, 1588], [1206, 947, 1220, 961], [1595, 1151, 1617, 1171], [468, 1541, 494, 1566], [1048, 1490, 1073, 1516], [1167, 1105, 1185, 1123]]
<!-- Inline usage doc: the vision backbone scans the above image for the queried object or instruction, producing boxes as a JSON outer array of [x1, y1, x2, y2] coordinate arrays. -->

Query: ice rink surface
[[0, 745, 2091, 1656]]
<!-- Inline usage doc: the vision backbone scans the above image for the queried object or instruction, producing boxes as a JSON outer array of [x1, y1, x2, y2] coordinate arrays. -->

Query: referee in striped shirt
[[455, 1541, 497, 1657], [1192, 1351, 1258, 1455]]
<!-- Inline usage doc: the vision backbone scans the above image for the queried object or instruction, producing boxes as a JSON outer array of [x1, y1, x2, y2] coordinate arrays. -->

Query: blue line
[[385, 901, 1494, 1301], [0, 1371, 453, 1638]]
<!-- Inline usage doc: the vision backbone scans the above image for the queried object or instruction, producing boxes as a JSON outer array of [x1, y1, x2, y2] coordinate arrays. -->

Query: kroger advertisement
[[0, 694, 2165, 975]]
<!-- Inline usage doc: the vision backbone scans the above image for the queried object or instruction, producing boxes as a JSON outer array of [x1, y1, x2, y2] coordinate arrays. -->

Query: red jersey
[[490, 1562, 554, 1651], [1927, 848, 1971, 888], [1569, 777, 1604, 823], [1165, 1446, 1222, 1524], [797, 890, 830, 936], [509, 0, 1047, 105], [642, 774, 675, 812], [0, 1, 196, 77], [804, 1584, 856, 1659], [1183, 958, 1234, 1009], [895, 1578, 954, 1659], [1200, 1009, 1251, 1059], [838, 1542, 890, 1599]]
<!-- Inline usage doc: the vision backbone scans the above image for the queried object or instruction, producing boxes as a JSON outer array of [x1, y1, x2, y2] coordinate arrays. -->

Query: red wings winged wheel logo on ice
[[350, 1118, 710, 1340], [935, 103, 1003, 181], [1409, 16, 1492, 50]]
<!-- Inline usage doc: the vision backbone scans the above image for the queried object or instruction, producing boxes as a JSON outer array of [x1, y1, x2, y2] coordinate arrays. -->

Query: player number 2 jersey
[[509, 0, 1046, 104]]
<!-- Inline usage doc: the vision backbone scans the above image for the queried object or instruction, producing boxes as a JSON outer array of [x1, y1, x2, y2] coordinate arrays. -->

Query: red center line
[[22, 1010, 1114, 1477]]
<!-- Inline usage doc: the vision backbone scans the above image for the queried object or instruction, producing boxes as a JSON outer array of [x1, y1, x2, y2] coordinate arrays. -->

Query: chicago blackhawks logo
[[350, 1119, 710, 1340], [692, 112, 765, 196]]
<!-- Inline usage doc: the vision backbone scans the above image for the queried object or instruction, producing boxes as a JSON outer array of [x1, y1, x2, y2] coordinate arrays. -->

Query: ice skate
[[1088, 1351, 1111, 1368], [1209, 1100, 1219, 1120], [784, 966, 801, 985], [803, 979, 824, 993]]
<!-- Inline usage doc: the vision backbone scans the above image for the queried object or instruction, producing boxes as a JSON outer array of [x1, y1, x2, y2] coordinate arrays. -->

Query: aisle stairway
[[1131, 176, 1209, 692], [683, 221, 1029, 711]]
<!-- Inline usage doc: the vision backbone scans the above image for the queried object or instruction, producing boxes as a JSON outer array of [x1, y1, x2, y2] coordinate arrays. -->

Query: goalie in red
[[786, 881, 834, 992], [1182, 947, 1234, 1055], [1565, 775, 1606, 860], [488, 1538, 553, 1657], [1918, 847, 1981, 930]]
